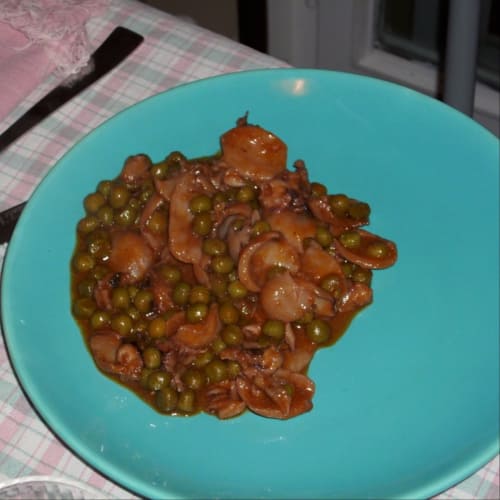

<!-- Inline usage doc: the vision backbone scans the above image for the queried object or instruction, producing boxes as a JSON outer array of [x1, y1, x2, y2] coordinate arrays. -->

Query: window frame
[[267, 0, 499, 135]]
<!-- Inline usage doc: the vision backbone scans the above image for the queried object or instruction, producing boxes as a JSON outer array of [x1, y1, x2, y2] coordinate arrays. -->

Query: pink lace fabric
[[0, 0, 109, 123]]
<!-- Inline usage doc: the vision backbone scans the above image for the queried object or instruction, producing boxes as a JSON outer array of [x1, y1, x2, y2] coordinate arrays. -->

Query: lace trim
[[0, 0, 109, 77]]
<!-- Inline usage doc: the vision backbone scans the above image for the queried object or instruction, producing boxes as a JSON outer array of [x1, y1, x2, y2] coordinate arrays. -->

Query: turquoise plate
[[2, 69, 498, 499]]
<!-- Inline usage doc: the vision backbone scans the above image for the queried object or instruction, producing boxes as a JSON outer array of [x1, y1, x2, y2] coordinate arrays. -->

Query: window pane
[[377, 0, 499, 90], [379, 0, 414, 39], [477, 0, 499, 87]]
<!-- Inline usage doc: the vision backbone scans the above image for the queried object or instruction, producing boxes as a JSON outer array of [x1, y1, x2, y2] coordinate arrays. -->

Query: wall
[[139, 0, 239, 40]]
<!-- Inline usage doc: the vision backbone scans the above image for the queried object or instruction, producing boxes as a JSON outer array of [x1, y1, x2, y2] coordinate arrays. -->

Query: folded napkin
[[0, 0, 109, 124]]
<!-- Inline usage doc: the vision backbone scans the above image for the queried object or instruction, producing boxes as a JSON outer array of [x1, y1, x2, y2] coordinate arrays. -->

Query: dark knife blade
[[0, 203, 24, 245], [0, 26, 143, 244]]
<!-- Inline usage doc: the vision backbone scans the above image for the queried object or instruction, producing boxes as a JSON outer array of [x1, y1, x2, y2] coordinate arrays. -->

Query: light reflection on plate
[[2, 69, 498, 499]]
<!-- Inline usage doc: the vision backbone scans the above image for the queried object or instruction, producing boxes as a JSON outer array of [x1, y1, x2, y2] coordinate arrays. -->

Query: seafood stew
[[70, 116, 397, 419]]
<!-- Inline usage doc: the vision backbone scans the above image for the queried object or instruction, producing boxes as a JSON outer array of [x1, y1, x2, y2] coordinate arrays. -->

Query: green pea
[[147, 370, 171, 391], [263, 329, 278, 344], [236, 185, 256, 202], [77, 215, 99, 234], [72, 297, 96, 318], [72, 252, 95, 273], [194, 350, 214, 368], [339, 231, 361, 248], [205, 359, 227, 383], [320, 274, 342, 295], [212, 191, 227, 206], [227, 270, 238, 282], [140, 186, 154, 203], [155, 387, 178, 412], [90, 265, 107, 280], [110, 314, 132, 336], [143, 347, 162, 369], [192, 213, 212, 236], [202, 238, 227, 256], [212, 255, 234, 274], [151, 161, 168, 180], [306, 319, 331, 344], [226, 360, 241, 378], [328, 194, 350, 215], [84, 192, 106, 214], [219, 302, 239, 325], [128, 197, 141, 210], [211, 338, 227, 354], [97, 205, 114, 225], [116, 207, 137, 226], [97, 180, 112, 198], [147, 210, 168, 233], [90, 310, 109, 330], [187, 303, 208, 323], [127, 307, 141, 321], [296, 311, 314, 325], [348, 202, 370, 220], [257, 334, 274, 347], [189, 194, 212, 214], [316, 226, 333, 248], [230, 217, 245, 232], [310, 182, 327, 197], [262, 319, 285, 340], [251, 220, 271, 237], [112, 287, 130, 309], [109, 184, 130, 209], [177, 389, 196, 413], [341, 262, 355, 277], [227, 280, 247, 299], [239, 297, 256, 322], [148, 317, 166, 338], [367, 241, 388, 258], [77, 278, 95, 298], [86, 229, 106, 245], [221, 325, 243, 345], [182, 368, 205, 390], [87, 234, 110, 260], [166, 151, 185, 167], [189, 285, 211, 304], [134, 290, 154, 313], [173, 282, 191, 306], [352, 267, 372, 285], [134, 319, 148, 334], [211, 274, 228, 300], [139, 368, 153, 388], [158, 264, 181, 285], [165, 153, 186, 179]]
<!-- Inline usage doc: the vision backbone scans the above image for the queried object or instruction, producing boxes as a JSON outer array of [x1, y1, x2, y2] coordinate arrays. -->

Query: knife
[[0, 26, 144, 244]]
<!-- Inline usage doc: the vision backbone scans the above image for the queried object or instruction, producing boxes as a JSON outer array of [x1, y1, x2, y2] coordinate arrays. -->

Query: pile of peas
[[71, 153, 381, 417]]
